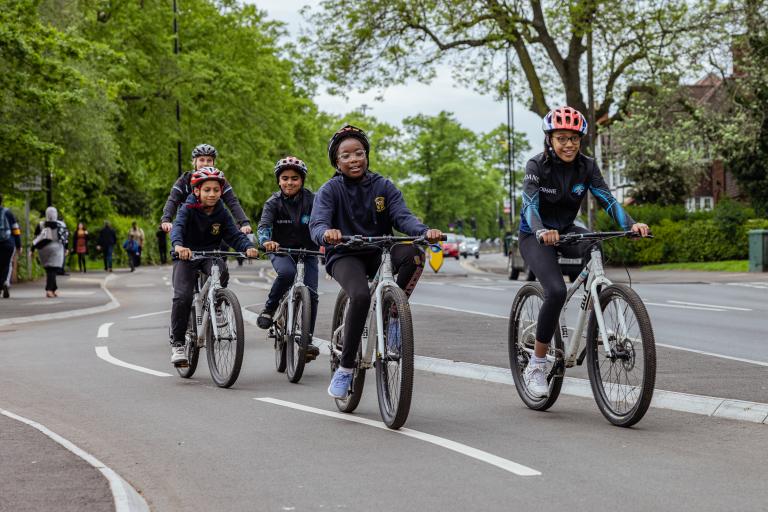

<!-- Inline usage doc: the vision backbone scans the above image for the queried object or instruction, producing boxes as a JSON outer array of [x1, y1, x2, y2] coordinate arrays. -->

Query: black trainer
[[256, 309, 275, 329], [305, 341, 320, 361], [2, 284, 9, 298]]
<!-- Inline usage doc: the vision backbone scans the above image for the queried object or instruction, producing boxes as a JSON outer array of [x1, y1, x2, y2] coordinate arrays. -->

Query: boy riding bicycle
[[170, 167, 258, 366], [256, 156, 321, 359], [309, 125, 442, 398]]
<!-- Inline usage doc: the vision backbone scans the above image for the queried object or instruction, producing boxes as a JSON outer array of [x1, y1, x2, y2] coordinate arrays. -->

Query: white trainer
[[522, 362, 550, 398], [171, 345, 188, 366]]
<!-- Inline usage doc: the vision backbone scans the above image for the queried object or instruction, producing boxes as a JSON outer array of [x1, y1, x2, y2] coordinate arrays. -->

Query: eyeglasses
[[553, 135, 581, 145], [338, 149, 366, 163]]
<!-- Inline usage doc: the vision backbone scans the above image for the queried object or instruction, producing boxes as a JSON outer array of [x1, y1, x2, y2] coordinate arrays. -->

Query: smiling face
[[335, 138, 367, 180], [550, 129, 582, 163], [193, 155, 215, 170], [193, 180, 222, 209], [278, 168, 303, 197]]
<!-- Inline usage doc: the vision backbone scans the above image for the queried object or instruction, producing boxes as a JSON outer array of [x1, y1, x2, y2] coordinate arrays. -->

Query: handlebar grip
[[437, 235, 448, 242]]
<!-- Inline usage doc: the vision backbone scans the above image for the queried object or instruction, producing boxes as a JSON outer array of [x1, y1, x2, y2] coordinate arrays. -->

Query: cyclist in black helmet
[[256, 156, 321, 359], [160, 143, 251, 234]]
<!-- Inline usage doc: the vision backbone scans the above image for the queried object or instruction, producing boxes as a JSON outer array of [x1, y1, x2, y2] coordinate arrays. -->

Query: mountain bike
[[329, 234, 445, 430], [266, 247, 322, 383], [175, 250, 247, 388], [508, 231, 656, 427]]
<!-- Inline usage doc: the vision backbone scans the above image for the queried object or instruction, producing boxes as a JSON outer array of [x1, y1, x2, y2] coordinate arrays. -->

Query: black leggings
[[44, 267, 58, 292], [331, 245, 424, 368], [519, 225, 590, 343], [77, 254, 86, 272]]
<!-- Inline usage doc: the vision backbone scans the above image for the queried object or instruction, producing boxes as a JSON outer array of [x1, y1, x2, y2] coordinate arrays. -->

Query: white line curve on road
[[97, 322, 114, 338], [95, 346, 172, 377], [254, 397, 541, 477], [0, 408, 149, 512]]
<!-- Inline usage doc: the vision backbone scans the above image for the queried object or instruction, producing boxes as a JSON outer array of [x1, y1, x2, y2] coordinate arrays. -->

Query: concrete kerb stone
[[0, 274, 120, 327]]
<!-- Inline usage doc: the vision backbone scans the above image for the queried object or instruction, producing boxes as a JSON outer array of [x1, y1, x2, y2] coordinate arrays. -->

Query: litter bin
[[748, 229, 768, 272]]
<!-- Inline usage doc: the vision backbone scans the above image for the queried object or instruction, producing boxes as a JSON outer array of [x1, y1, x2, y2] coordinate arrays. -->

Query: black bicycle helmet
[[327, 124, 370, 167], [191, 143, 218, 159], [274, 156, 308, 181]]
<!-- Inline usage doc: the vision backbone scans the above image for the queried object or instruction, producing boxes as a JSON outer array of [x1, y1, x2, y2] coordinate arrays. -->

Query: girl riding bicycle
[[309, 125, 442, 398], [520, 106, 649, 398], [256, 156, 321, 360]]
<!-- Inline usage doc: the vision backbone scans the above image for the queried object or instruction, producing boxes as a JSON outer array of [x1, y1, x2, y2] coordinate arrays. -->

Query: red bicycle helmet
[[542, 106, 588, 136], [190, 167, 226, 187]]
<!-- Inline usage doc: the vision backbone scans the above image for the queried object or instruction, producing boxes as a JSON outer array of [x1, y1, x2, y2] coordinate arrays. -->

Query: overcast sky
[[249, 0, 542, 161]]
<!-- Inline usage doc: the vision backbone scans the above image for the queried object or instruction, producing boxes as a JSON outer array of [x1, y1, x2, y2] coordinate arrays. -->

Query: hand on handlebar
[[161, 222, 173, 233], [424, 229, 443, 244], [537, 229, 560, 246], [631, 223, 651, 237], [323, 229, 343, 245], [263, 241, 280, 252], [245, 247, 259, 258], [175, 245, 192, 260]]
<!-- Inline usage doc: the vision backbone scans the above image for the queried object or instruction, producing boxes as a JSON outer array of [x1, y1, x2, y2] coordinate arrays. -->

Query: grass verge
[[640, 260, 749, 272]]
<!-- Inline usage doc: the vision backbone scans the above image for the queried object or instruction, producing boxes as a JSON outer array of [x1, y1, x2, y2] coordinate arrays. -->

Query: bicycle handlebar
[[171, 249, 255, 260], [336, 234, 447, 247], [262, 247, 323, 257], [555, 230, 654, 246]]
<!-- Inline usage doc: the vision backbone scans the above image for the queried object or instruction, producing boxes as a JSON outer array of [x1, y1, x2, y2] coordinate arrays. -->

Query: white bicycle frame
[[275, 256, 311, 335], [191, 260, 224, 347], [523, 245, 626, 367], [330, 249, 399, 370]]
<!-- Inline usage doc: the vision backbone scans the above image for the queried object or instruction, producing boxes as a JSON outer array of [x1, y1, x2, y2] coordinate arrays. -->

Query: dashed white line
[[97, 322, 114, 338], [254, 397, 540, 476], [667, 300, 752, 311], [95, 346, 172, 377]]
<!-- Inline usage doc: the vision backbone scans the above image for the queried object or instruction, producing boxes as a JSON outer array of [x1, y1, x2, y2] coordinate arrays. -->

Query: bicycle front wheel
[[206, 288, 245, 388], [508, 283, 564, 411], [331, 290, 366, 413], [176, 307, 200, 378], [286, 287, 311, 383], [375, 286, 414, 430], [586, 284, 656, 427]]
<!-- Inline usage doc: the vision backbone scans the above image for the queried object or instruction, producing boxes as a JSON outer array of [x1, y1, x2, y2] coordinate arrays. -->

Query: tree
[[305, 0, 720, 122]]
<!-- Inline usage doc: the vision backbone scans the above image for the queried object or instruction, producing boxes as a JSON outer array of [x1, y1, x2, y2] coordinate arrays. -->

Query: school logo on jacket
[[375, 196, 386, 212], [301, 214, 311, 225], [211, 223, 221, 235], [572, 184, 586, 196]]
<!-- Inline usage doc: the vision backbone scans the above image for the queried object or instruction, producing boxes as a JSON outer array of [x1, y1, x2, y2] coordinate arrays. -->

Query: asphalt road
[[1, 261, 766, 511]]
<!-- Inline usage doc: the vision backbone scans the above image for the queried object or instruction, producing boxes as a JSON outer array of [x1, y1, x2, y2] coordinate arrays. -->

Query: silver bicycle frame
[[277, 256, 309, 335], [192, 260, 222, 347]]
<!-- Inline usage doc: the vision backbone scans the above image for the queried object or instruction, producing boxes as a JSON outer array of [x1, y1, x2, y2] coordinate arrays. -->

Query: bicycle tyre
[[286, 287, 311, 383], [375, 286, 414, 430], [206, 288, 245, 388], [331, 289, 365, 413], [273, 303, 287, 373], [508, 282, 564, 411], [176, 308, 200, 378], [586, 284, 656, 427]]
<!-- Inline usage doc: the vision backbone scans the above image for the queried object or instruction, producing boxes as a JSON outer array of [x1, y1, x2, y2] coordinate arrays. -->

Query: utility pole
[[505, 47, 516, 230], [174, 0, 182, 177]]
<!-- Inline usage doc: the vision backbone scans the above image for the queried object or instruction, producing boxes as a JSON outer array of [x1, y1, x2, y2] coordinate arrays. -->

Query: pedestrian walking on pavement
[[123, 234, 139, 272], [72, 222, 89, 273], [156, 226, 168, 264], [96, 221, 117, 272], [0, 194, 22, 298], [129, 221, 145, 267], [32, 206, 69, 298]]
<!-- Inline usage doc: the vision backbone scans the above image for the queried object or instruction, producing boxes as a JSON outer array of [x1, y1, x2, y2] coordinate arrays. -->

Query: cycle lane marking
[[97, 322, 114, 338], [128, 310, 171, 319], [95, 347, 172, 377], [645, 302, 725, 312], [254, 397, 541, 477], [666, 300, 752, 311]]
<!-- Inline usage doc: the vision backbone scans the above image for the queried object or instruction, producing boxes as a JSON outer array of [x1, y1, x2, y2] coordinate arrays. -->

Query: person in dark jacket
[[169, 167, 258, 366], [160, 143, 251, 235], [96, 221, 117, 272], [256, 156, 320, 358], [0, 194, 22, 298], [309, 125, 442, 398], [517, 106, 650, 398]]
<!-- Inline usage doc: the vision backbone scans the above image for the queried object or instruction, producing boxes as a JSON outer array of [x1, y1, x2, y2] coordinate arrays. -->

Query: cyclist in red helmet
[[256, 156, 321, 359], [519, 106, 650, 398], [168, 167, 258, 366]]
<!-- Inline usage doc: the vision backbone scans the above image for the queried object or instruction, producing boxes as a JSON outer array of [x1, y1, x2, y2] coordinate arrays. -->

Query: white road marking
[[656, 343, 768, 367], [0, 408, 150, 512], [128, 309, 171, 319], [725, 282, 768, 289], [645, 302, 725, 312], [125, 283, 155, 288], [97, 322, 113, 338], [95, 346, 172, 377], [409, 302, 508, 319], [666, 300, 752, 311], [254, 397, 540, 476], [455, 283, 506, 291], [55, 291, 97, 296]]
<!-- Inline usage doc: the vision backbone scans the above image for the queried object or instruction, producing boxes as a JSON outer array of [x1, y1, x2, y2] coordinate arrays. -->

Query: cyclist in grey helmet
[[160, 143, 251, 234]]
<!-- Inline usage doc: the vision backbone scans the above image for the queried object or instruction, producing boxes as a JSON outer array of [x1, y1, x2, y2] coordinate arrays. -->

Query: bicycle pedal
[[304, 352, 318, 363], [174, 361, 189, 368]]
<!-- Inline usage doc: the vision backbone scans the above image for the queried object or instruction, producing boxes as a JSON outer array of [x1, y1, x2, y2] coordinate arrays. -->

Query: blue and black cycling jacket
[[257, 189, 318, 250], [519, 152, 635, 237], [171, 194, 254, 253]]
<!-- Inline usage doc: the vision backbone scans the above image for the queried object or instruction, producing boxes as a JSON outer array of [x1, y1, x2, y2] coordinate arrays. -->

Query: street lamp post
[[174, 0, 182, 177], [505, 47, 516, 230]]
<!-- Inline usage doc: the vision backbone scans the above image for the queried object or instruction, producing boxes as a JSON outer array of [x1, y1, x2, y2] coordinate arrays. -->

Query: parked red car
[[442, 233, 461, 260]]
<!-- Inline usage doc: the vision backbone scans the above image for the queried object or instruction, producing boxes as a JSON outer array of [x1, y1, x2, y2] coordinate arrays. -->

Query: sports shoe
[[2, 284, 9, 298], [170, 343, 188, 366], [305, 341, 320, 359], [256, 308, 274, 329], [522, 362, 550, 398], [327, 368, 353, 398]]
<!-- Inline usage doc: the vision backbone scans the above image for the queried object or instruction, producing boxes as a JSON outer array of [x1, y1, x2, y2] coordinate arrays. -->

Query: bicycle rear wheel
[[508, 283, 564, 411], [331, 290, 366, 413], [586, 284, 656, 427], [176, 308, 200, 378], [286, 287, 311, 383], [375, 286, 414, 430], [206, 288, 245, 388]]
